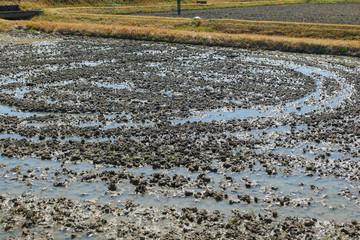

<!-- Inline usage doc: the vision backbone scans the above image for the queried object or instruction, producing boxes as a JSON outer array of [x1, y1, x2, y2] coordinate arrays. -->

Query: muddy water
[[0, 32, 359, 238], [0, 36, 57, 45], [175, 63, 351, 123], [0, 155, 358, 222]]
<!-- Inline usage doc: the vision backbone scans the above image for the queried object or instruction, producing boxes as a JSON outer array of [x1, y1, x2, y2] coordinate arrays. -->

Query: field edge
[[1, 20, 359, 57]]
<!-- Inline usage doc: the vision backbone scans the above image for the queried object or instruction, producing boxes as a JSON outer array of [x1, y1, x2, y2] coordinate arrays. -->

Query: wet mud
[[0, 32, 359, 239]]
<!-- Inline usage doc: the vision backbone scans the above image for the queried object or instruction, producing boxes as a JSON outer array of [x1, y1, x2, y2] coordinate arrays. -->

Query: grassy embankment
[[0, 0, 360, 56]]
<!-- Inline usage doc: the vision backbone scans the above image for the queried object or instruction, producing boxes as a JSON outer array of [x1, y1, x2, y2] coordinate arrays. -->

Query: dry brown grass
[[191, 19, 360, 40], [0, 19, 15, 30], [37, 12, 189, 27], [8, 20, 360, 56], [46, 0, 303, 15], [0, 0, 121, 9], [1, 0, 359, 56], [1, 0, 288, 9], [5, 0, 358, 10], [0, 1, 16, 5], [35, 11, 360, 41]]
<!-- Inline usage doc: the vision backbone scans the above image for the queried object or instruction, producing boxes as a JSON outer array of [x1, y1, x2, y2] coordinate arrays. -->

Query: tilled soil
[[0, 32, 360, 239], [137, 3, 360, 25]]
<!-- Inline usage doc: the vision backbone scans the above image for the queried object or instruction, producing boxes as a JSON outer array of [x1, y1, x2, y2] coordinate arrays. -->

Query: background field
[[0, 0, 360, 56]]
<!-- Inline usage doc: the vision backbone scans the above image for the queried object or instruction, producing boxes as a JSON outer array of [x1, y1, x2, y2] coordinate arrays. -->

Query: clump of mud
[[0, 32, 359, 239]]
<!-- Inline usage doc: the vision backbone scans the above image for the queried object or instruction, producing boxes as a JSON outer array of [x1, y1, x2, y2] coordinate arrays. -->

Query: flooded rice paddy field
[[0, 32, 359, 239]]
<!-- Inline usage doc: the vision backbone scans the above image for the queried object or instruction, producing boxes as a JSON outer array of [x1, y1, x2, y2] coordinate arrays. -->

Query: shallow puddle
[[0, 36, 57, 45], [175, 63, 352, 123], [0, 155, 358, 222]]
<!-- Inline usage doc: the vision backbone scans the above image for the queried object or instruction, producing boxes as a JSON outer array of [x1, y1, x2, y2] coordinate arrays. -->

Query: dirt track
[[137, 3, 360, 25]]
